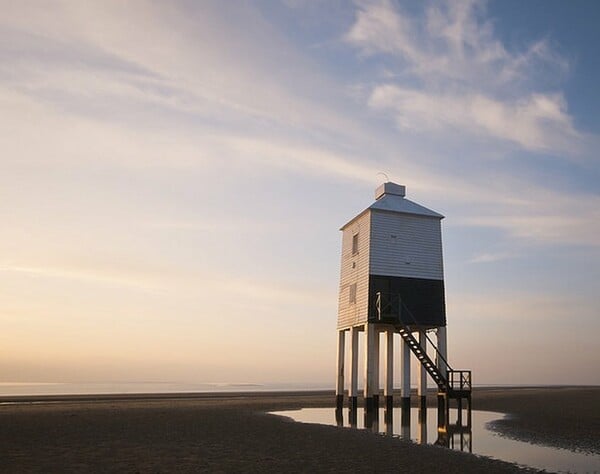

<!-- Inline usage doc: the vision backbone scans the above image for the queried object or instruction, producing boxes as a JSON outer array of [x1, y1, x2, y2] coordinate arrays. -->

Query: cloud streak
[[345, 0, 580, 154], [346, 0, 568, 85], [369, 86, 579, 152], [0, 1, 367, 144]]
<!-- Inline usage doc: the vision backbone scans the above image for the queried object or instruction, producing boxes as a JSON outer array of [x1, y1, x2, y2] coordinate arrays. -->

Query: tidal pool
[[270, 407, 600, 473]]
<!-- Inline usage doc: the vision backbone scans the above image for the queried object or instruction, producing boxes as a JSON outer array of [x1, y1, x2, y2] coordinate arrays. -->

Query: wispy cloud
[[449, 290, 592, 324], [468, 251, 517, 264], [346, 0, 567, 87], [369, 86, 579, 152], [462, 213, 600, 247], [0, 1, 366, 143], [0, 264, 160, 292], [345, 0, 580, 154], [0, 262, 333, 311]]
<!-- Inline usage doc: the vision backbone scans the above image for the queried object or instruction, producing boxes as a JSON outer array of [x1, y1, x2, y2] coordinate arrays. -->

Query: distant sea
[[0, 382, 553, 397], [0, 382, 333, 397]]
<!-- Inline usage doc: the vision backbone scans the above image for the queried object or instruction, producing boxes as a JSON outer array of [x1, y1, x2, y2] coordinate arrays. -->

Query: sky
[[1, 0, 599, 388]]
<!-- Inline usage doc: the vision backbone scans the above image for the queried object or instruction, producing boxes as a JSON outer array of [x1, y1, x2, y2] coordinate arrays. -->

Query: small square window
[[352, 233, 359, 255], [349, 283, 357, 304]]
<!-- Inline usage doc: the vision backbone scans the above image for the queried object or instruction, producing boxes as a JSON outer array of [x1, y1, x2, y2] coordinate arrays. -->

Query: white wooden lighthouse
[[335, 182, 471, 414]]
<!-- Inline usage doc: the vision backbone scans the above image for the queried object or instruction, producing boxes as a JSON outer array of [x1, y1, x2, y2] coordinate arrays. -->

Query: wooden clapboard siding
[[337, 211, 371, 329], [369, 210, 444, 281]]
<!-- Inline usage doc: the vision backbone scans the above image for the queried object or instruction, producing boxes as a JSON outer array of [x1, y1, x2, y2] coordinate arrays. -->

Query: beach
[[1, 386, 598, 473]]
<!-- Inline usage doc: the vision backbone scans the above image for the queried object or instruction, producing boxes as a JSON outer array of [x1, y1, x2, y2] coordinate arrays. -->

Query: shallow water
[[270, 407, 600, 474]]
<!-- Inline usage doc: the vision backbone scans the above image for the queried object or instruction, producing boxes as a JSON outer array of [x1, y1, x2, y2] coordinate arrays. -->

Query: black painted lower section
[[437, 395, 446, 428], [418, 402, 427, 424], [364, 408, 375, 429], [369, 274, 446, 326], [335, 394, 344, 410], [349, 396, 358, 412], [384, 406, 393, 424], [348, 403, 358, 427], [385, 395, 394, 412], [335, 407, 343, 426], [401, 402, 411, 427], [372, 394, 379, 409], [364, 397, 375, 413]]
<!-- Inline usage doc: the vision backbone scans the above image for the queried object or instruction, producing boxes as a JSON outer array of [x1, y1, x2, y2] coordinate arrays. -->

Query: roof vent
[[375, 182, 406, 200]]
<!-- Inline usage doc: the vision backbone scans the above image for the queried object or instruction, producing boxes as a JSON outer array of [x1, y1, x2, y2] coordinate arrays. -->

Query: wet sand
[[472, 386, 600, 455], [0, 386, 597, 473]]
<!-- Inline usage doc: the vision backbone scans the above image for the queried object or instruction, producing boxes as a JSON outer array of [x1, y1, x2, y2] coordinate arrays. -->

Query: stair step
[[397, 323, 457, 391]]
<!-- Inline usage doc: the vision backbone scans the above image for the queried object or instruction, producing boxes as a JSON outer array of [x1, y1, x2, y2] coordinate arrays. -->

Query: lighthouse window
[[352, 233, 359, 255], [349, 283, 357, 304]]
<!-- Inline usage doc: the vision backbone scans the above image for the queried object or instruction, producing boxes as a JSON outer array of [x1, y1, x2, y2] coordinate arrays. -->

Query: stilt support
[[349, 326, 359, 402], [400, 401, 411, 439], [384, 328, 394, 411], [348, 402, 357, 428], [437, 326, 448, 377], [417, 330, 427, 405], [363, 323, 376, 412], [373, 326, 380, 409], [401, 336, 411, 401], [418, 399, 427, 444], [384, 409, 393, 436], [335, 329, 345, 410], [335, 407, 343, 426]]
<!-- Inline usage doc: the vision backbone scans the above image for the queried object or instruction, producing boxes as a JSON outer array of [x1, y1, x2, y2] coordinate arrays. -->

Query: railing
[[447, 370, 472, 392], [374, 292, 453, 373], [374, 292, 398, 323], [374, 291, 407, 323], [374, 292, 472, 395]]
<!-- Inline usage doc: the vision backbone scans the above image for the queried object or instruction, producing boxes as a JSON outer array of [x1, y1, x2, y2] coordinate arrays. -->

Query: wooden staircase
[[375, 292, 472, 397], [398, 326, 447, 389], [397, 325, 471, 397]]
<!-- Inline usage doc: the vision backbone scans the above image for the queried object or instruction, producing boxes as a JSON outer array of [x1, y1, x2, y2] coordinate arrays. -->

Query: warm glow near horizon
[[1, 1, 599, 389]]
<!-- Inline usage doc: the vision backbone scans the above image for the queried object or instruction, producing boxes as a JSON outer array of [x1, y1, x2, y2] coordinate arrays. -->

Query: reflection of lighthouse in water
[[333, 405, 472, 453]]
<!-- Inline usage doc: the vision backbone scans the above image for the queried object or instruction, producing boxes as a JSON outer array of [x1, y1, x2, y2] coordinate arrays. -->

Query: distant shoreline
[[1, 384, 597, 403]]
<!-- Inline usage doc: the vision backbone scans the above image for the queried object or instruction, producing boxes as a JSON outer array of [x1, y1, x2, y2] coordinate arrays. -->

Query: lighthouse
[[335, 182, 470, 415]]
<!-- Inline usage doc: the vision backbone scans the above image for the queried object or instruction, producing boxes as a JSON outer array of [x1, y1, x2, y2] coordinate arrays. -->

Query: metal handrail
[[374, 292, 472, 393], [398, 298, 454, 373], [374, 291, 453, 372], [447, 370, 472, 391], [375, 292, 395, 322]]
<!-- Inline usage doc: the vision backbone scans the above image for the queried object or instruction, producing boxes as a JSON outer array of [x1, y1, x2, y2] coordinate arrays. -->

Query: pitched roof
[[340, 183, 444, 230], [369, 193, 444, 218]]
